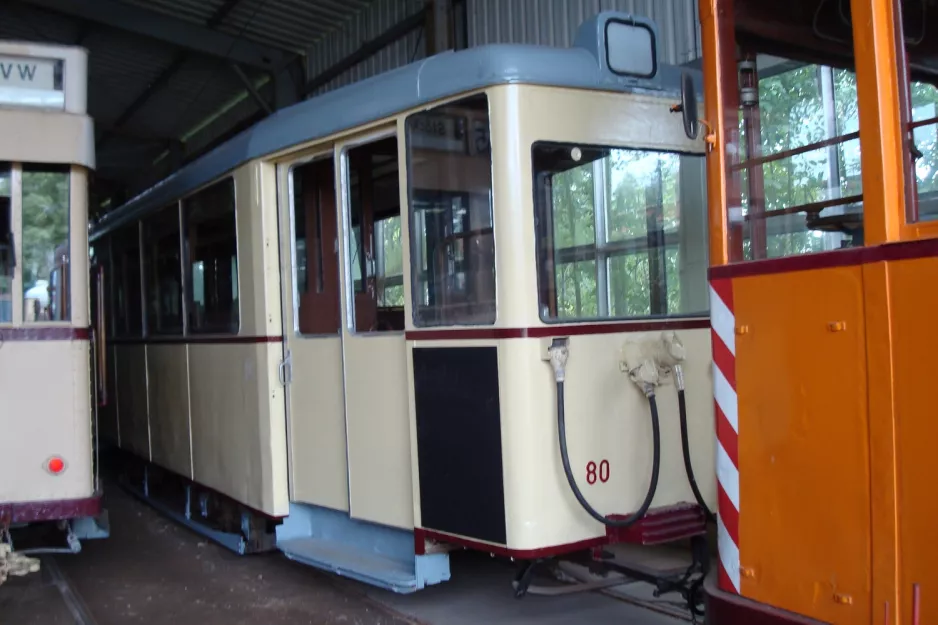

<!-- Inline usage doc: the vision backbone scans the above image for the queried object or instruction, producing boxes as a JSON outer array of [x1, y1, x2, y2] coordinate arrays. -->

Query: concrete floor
[[0, 482, 687, 625]]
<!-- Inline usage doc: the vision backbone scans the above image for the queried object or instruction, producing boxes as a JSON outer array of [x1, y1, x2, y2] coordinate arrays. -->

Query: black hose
[[678, 388, 715, 522], [556, 381, 660, 528]]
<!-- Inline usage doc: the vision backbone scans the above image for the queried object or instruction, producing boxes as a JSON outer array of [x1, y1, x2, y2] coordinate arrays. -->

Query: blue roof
[[91, 11, 700, 238]]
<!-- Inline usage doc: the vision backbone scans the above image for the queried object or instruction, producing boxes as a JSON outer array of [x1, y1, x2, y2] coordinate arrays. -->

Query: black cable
[[556, 381, 660, 528], [678, 389, 715, 523]]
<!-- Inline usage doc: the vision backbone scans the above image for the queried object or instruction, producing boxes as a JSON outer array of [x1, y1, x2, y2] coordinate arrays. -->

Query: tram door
[[336, 131, 413, 529], [279, 154, 350, 513]]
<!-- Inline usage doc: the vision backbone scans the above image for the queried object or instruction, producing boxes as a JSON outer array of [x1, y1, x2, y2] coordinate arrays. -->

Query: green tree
[[22, 171, 69, 289]]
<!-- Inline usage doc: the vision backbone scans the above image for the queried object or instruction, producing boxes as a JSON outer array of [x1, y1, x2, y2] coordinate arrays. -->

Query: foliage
[[549, 150, 684, 319], [21, 171, 69, 289]]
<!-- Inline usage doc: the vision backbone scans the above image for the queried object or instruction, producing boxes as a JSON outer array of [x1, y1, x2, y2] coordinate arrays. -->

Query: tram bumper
[[703, 571, 827, 625]]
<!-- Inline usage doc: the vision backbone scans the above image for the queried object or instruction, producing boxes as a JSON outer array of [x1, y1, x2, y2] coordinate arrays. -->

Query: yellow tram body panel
[[0, 40, 100, 526]]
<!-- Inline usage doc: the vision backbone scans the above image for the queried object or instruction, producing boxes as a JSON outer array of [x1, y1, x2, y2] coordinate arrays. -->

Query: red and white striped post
[[710, 278, 740, 594]]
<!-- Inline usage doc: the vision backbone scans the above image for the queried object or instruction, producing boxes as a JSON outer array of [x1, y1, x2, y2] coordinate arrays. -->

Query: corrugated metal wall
[[306, 0, 427, 96], [306, 0, 700, 97], [469, 0, 700, 65]]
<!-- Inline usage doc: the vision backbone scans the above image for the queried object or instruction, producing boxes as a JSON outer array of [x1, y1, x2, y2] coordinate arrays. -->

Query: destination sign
[[0, 54, 64, 109]]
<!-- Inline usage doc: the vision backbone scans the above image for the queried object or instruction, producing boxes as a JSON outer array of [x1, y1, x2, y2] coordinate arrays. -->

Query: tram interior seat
[[805, 198, 864, 247]]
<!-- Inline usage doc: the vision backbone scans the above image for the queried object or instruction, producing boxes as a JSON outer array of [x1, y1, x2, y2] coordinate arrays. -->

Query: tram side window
[[291, 157, 340, 335], [892, 0, 938, 223], [143, 205, 183, 335], [0, 164, 10, 323], [532, 143, 708, 321], [734, 57, 864, 259], [22, 165, 70, 322], [345, 136, 404, 333], [405, 94, 496, 327], [112, 224, 143, 337], [183, 178, 238, 334]]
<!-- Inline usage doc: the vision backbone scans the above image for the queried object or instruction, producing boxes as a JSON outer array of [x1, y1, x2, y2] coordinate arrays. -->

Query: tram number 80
[[586, 460, 610, 485]]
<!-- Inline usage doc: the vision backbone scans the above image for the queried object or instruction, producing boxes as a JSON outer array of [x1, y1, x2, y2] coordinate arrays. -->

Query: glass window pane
[[406, 94, 495, 326], [183, 178, 238, 334], [143, 205, 183, 335], [533, 143, 708, 322], [737, 62, 864, 260], [910, 82, 938, 222], [22, 166, 69, 322], [0, 164, 11, 323], [292, 172, 308, 295], [345, 136, 403, 333], [292, 157, 340, 335]]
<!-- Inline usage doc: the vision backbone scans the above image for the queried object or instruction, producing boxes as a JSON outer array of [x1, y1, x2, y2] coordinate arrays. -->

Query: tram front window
[[22, 165, 69, 322], [0, 164, 11, 323], [406, 94, 495, 327], [532, 143, 708, 321]]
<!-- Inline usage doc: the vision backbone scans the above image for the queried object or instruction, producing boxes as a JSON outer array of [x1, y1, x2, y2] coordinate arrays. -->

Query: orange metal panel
[[699, 0, 739, 267], [850, 0, 908, 245], [902, 219, 938, 243], [734, 268, 871, 624], [862, 261, 900, 625], [887, 256, 938, 624]]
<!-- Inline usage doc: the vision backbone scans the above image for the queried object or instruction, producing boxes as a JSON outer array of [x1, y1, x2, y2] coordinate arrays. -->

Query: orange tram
[[699, 0, 938, 623]]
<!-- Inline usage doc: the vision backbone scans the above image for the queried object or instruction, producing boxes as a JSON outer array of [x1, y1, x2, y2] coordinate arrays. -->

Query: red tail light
[[46, 456, 66, 475]]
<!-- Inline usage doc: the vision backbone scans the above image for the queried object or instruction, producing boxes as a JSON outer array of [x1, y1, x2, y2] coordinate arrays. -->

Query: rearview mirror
[[677, 71, 699, 140]]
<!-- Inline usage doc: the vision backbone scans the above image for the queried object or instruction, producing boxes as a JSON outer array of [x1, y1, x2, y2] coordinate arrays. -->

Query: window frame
[[0, 162, 75, 326], [339, 127, 402, 336], [287, 152, 341, 338], [181, 176, 240, 336], [404, 92, 498, 328], [0, 161, 14, 326], [531, 140, 709, 325], [140, 202, 184, 337]]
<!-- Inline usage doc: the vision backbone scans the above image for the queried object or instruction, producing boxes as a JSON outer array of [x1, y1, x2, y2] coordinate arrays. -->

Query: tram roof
[[91, 11, 697, 239]]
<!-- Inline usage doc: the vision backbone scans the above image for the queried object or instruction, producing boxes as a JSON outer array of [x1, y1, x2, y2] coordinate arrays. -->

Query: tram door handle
[[279, 350, 293, 386]]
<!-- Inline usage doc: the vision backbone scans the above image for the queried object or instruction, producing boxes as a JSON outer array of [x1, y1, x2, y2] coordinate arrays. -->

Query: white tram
[[91, 12, 716, 600], [0, 41, 108, 556]]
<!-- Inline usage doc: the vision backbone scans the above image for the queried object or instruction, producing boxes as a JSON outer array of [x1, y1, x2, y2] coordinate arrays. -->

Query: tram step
[[276, 503, 450, 594]]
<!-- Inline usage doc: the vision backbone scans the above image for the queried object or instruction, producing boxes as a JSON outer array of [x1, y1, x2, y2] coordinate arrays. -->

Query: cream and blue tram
[[91, 12, 716, 598], [0, 41, 108, 554]]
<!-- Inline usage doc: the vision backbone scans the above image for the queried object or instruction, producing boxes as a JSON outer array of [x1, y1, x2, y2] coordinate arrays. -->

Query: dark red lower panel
[[0, 492, 102, 525], [606, 503, 707, 545], [414, 527, 607, 559], [704, 573, 827, 625]]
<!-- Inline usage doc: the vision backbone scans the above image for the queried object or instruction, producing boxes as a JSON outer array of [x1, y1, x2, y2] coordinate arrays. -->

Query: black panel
[[413, 346, 506, 545]]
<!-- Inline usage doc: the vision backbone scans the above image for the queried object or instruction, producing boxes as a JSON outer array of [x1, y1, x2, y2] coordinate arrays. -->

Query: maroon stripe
[[0, 327, 91, 341], [110, 335, 282, 345], [414, 527, 606, 559], [405, 328, 527, 341], [709, 248, 866, 280], [709, 236, 938, 280], [0, 492, 102, 524], [526, 318, 710, 336], [406, 318, 709, 341]]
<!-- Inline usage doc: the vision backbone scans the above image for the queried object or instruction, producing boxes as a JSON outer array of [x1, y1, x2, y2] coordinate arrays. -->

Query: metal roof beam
[[24, 0, 290, 70], [230, 63, 273, 115]]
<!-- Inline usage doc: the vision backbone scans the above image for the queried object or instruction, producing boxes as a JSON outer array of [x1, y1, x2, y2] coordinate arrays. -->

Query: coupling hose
[[677, 384, 715, 522], [556, 380, 661, 528]]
